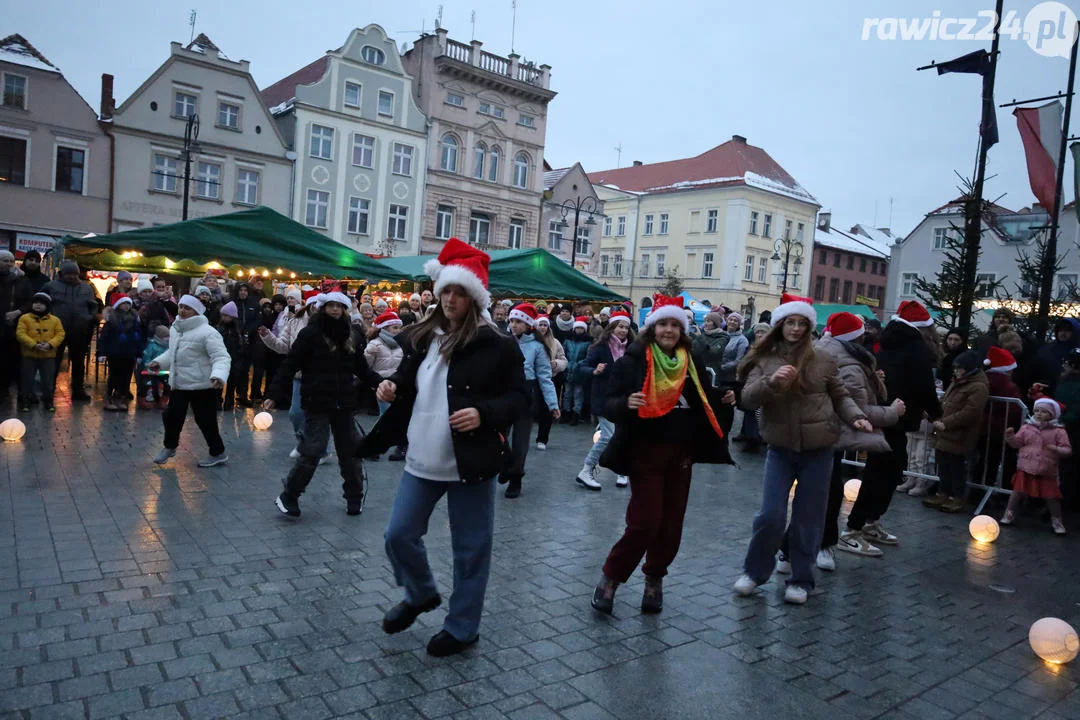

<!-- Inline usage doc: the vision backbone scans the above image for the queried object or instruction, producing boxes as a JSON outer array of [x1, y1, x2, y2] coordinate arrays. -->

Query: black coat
[[579, 342, 616, 413], [599, 342, 735, 476], [877, 321, 942, 431], [360, 324, 529, 484], [269, 318, 378, 413]]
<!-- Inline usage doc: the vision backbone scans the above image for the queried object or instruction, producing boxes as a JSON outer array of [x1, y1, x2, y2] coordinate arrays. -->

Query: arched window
[[512, 151, 529, 189], [473, 142, 486, 180], [440, 134, 459, 172], [488, 146, 500, 183]]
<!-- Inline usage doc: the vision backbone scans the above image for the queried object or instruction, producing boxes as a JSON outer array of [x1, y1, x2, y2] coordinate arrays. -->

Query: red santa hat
[[423, 237, 491, 312], [643, 294, 688, 334], [1033, 396, 1064, 420], [825, 311, 865, 342], [892, 300, 933, 328], [375, 311, 402, 329], [535, 314, 551, 327], [112, 295, 134, 310], [508, 303, 538, 327], [573, 316, 589, 330], [770, 293, 817, 328], [609, 310, 632, 327], [984, 346, 1017, 374]]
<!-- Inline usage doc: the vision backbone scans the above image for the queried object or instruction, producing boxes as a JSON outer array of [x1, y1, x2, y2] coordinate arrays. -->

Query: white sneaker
[[908, 479, 932, 497], [536, 442, 547, 450], [197, 453, 228, 468], [784, 585, 808, 605], [1052, 517, 1067, 535], [816, 547, 836, 572], [615, 475, 629, 487], [861, 521, 899, 545], [576, 465, 602, 491], [896, 477, 917, 493], [733, 574, 758, 597], [319, 453, 333, 466], [775, 553, 792, 574], [836, 530, 883, 557], [289, 447, 301, 459]]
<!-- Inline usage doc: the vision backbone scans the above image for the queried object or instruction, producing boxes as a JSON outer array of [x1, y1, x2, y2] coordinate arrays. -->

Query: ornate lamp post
[[771, 235, 804, 294], [549, 191, 600, 269], [181, 113, 201, 221]]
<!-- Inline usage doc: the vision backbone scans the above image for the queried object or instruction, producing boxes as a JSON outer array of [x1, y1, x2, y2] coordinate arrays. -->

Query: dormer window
[[2, 73, 27, 109], [174, 91, 197, 118], [361, 46, 386, 65]]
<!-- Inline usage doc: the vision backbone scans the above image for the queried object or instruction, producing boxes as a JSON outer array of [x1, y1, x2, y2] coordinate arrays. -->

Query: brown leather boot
[[641, 576, 663, 614]]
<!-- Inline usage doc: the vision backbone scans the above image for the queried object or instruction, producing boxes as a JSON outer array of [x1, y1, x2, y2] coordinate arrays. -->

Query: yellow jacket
[[16, 312, 66, 359]]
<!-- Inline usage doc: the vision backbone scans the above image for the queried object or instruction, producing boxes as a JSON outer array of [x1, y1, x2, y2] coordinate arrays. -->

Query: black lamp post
[[770, 235, 804, 293], [550, 191, 600, 269], [181, 113, 201, 221]]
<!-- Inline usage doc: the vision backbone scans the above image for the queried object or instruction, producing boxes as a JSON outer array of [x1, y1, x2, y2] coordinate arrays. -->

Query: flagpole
[[1034, 21, 1078, 342]]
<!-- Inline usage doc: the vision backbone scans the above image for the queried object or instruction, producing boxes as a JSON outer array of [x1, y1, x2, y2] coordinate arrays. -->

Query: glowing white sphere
[[968, 515, 1000, 543], [843, 478, 862, 502], [0, 418, 26, 442], [1029, 618, 1079, 664], [253, 412, 274, 431]]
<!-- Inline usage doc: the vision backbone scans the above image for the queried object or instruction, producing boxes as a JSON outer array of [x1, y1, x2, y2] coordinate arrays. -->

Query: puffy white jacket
[[364, 335, 404, 378], [151, 314, 231, 390]]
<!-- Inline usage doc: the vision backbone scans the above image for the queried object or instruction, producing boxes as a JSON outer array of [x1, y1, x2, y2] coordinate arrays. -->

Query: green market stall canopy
[[376, 248, 628, 302], [58, 207, 409, 282], [812, 303, 879, 331]]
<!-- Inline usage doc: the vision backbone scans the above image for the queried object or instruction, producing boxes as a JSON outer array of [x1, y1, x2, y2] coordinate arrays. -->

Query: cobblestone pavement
[[1, 387, 1079, 719]]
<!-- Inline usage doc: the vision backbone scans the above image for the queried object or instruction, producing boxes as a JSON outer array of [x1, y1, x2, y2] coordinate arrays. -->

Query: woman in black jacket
[[591, 295, 735, 616], [265, 292, 378, 518], [939, 327, 968, 392], [361, 239, 528, 658]]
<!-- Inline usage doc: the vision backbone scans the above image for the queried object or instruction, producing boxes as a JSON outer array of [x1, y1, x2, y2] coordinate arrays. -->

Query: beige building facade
[[541, 163, 604, 273]]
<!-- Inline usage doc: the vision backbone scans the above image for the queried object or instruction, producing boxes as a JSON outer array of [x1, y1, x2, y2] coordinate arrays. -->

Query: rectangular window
[[613, 254, 623, 277], [173, 91, 197, 117], [933, 227, 949, 249], [797, 222, 805, 241], [744, 255, 754, 281], [518, 113, 535, 128], [856, 282, 866, 299], [352, 134, 374, 167], [195, 161, 221, 199], [842, 280, 853, 304], [472, 144, 484, 179], [784, 219, 793, 240], [508, 219, 524, 249], [860, 258, 867, 272], [702, 251, 714, 278], [436, 205, 454, 240], [305, 189, 329, 228], [603, 216, 612, 236], [656, 253, 666, 277], [152, 153, 178, 192], [310, 124, 334, 159], [446, 92, 464, 107], [829, 278, 840, 301], [55, 146, 85, 193], [600, 255, 610, 277], [871, 261, 878, 274], [814, 275, 825, 301], [819, 249, 828, 264], [1057, 274, 1079, 300], [478, 103, 505, 119], [547, 219, 562, 250], [469, 212, 490, 245], [749, 211, 759, 235], [344, 81, 361, 108], [975, 273, 997, 299], [643, 214, 654, 235], [217, 102, 240, 129], [901, 272, 919, 297], [706, 209, 718, 233], [348, 197, 370, 235], [689, 210, 701, 233], [575, 226, 590, 256], [378, 91, 394, 117], [846, 255, 854, 270], [758, 257, 767, 284], [833, 252, 840, 268], [235, 169, 259, 205], [659, 213, 669, 234], [616, 216, 626, 236], [762, 213, 772, 238], [3, 73, 27, 108], [392, 143, 413, 175], [388, 204, 408, 240], [639, 254, 650, 278], [0, 136, 27, 185]]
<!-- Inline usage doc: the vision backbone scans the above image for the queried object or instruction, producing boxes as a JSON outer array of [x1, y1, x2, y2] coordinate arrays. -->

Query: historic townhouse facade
[[0, 34, 110, 253], [810, 211, 891, 319], [589, 136, 819, 316], [402, 27, 556, 255], [541, 163, 604, 273], [263, 25, 428, 255], [105, 35, 292, 232]]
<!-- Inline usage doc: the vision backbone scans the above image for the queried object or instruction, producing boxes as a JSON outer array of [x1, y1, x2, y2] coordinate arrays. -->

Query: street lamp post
[[548, 190, 600, 269], [770, 235, 804, 294], [181, 113, 201, 221]]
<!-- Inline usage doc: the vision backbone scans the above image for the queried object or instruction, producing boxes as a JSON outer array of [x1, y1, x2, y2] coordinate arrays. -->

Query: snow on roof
[[268, 100, 294, 116], [850, 224, 901, 248], [543, 167, 570, 191], [0, 34, 59, 73], [815, 224, 890, 259], [744, 171, 818, 204]]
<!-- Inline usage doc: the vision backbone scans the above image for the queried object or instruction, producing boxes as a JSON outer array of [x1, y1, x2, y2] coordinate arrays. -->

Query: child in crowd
[[561, 318, 592, 425], [15, 292, 64, 412], [98, 296, 145, 411], [217, 301, 248, 410], [1002, 397, 1071, 534], [364, 310, 406, 461], [925, 351, 989, 513], [139, 325, 171, 409]]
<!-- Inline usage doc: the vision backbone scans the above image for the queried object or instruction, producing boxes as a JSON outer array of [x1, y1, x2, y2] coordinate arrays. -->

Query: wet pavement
[[1, 384, 1079, 719]]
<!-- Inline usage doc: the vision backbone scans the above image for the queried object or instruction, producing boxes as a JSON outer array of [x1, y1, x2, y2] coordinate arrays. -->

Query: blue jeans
[[384, 472, 496, 641], [584, 418, 615, 468], [743, 446, 833, 588], [563, 380, 585, 414], [289, 378, 304, 439], [378, 399, 391, 416]]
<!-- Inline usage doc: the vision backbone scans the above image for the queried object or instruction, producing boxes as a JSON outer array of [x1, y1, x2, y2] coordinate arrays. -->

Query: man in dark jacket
[[12, 250, 49, 309], [41, 260, 101, 402], [1034, 318, 1080, 390], [0, 250, 22, 402]]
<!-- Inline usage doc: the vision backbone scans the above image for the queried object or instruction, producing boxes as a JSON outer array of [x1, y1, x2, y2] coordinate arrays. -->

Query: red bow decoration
[[652, 293, 684, 310]]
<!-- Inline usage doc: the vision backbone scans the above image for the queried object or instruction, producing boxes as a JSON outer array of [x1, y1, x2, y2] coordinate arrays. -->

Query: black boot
[[591, 575, 617, 614], [641, 576, 663, 614], [505, 477, 522, 499], [382, 595, 442, 634]]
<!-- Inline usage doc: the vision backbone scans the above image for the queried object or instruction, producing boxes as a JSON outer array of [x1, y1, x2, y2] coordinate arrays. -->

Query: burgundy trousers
[[602, 443, 693, 583]]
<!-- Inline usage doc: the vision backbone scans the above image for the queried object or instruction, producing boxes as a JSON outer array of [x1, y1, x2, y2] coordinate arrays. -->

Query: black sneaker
[[346, 498, 364, 516], [504, 479, 521, 499], [382, 595, 442, 634], [591, 578, 617, 614], [275, 492, 300, 518], [426, 630, 478, 657]]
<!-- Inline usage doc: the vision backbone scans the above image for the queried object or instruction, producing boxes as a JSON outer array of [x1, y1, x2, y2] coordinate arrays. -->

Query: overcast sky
[[7, 0, 1075, 237]]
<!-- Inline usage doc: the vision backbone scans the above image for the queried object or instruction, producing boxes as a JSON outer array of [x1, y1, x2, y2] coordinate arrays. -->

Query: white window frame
[[305, 189, 330, 229], [392, 143, 413, 176], [600, 255, 610, 276], [763, 213, 772, 238], [194, 160, 221, 200], [933, 227, 952, 250], [173, 90, 197, 118], [749, 211, 759, 235], [706, 209, 718, 233], [53, 142, 87, 195], [378, 90, 394, 117], [343, 81, 362, 109], [469, 212, 491, 245], [235, 169, 259, 205], [446, 92, 465, 107], [488, 146, 500, 182], [152, 153, 178, 193], [702, 251, 714, 278], [518, 113, 535, 128], [508, 219, 525, 249], [785, 219, 793, 240], [643, 214, 654, 236], [975, 273, 997, 299], [388, 204, 409, 240], [512, 152, 529, 189], [639, 253, 650, 278], [347, 196, 371, 235], [472, 142, 485, 179], [655, 253, 666, 277], [440, 134, 459, 173], [216, 101, 240, 130], [616, 216, 626, 236], [613, 254, 623, 277], [575, 226, 590, 256], [603, 216, 612, 236], [361, 46, 386, 65], [758, 257, 768, 284], [436, 205, 454, 240], [310, 124, 334, 160], [901, 272, 919, 297], [352, 134, 374, 168], [547, 219, 563, 251], [659, 213, 669, 235], [2, 72, 28, 109], [744, 254, 754, 281]]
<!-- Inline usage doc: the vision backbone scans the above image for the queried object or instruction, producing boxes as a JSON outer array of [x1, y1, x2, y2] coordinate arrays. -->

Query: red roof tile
[[260, 56, 329, 110]]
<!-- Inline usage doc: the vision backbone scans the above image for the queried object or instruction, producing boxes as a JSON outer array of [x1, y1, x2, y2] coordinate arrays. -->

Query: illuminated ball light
[[0, 418, 26, 442], [1029, 618, 1079, 664], [968, 515, 1000, 543], [843, 478, 862, 502], [253, 412, 274, 431]]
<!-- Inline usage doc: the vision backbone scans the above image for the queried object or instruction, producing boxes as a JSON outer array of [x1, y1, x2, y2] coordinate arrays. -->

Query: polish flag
[[1014, 102, 1063, 215]]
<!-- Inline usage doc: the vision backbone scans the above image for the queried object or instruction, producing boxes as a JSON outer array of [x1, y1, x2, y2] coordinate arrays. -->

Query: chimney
[[100, 73, 114, 119], [632, 160, 643, 167], [817, 211, 831, 232], [732, 134, 747, 144]]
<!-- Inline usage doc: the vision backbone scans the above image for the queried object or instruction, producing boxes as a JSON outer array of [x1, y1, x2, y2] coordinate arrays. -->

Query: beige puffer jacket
[[741, 347, 866, 452], [816, 336, 899, 451], [933, 370, 990, 455]]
